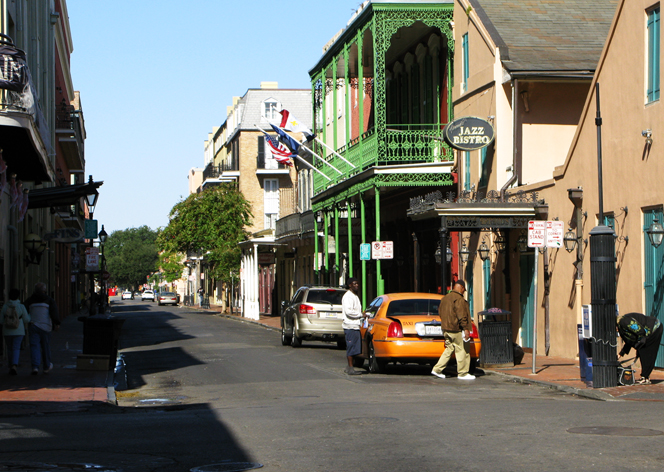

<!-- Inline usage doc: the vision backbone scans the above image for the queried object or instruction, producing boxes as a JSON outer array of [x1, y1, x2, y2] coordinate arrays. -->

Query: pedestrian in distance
[[431, 280, 476, 380], [342, 277, 366, 375], [0, 288, 30, 375], [617, 312, 663, 385], [25, 282, 60, 375]]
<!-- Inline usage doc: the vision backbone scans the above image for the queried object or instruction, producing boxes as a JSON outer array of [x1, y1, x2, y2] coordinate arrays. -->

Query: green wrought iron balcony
[[313, 124, 453, 194]]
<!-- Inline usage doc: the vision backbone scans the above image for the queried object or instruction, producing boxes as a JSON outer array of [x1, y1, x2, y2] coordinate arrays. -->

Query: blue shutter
[[462, 33, 469, 92], [464, 151, 471, 191], [648, 8, 660, 102], [643, 209, 664, 368], [483, 258, 491, 309], [479, 146, 488, 187]]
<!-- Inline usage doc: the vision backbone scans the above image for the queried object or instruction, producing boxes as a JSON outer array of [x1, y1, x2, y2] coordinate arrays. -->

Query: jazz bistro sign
[[443, 116, 495, 151]]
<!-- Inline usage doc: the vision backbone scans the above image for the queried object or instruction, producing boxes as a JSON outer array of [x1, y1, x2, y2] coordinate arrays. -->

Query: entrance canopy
[[407, 189, 547, 229], [28, 180, 103, 209]]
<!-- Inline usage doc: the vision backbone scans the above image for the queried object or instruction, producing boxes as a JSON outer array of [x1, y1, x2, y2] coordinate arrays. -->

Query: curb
[[484, 369, 617, 401]]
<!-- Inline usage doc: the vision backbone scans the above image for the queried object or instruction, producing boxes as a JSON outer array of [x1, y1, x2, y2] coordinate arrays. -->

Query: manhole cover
[[190, 462, 263, 472], [567, 426, 664, 436]]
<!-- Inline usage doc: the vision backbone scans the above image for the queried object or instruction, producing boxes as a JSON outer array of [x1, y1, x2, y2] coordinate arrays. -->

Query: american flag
[[264, 134, 293, 166]]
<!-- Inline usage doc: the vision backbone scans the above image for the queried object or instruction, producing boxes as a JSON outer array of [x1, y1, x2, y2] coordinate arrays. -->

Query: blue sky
[[67, 0, 365, 234]]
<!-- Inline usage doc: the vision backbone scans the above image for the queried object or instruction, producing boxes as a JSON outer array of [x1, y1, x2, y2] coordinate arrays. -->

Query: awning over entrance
[[28, 180, 103, 210], [407, 189, 547, 228], [0, 114, 54, 182]]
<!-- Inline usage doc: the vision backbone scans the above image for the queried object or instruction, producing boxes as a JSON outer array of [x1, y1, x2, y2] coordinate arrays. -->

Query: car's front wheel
[[368, 340, 387, 374]]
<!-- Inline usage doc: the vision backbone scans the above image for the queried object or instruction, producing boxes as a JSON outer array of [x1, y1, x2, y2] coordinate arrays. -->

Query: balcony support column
[[376, 187, 384, 296], [324, 209, 329, 285], [314, 214, 319, 285], [347, 199, 353, 279], [334, 204, 340, 285], [361, 193, 367, 307]]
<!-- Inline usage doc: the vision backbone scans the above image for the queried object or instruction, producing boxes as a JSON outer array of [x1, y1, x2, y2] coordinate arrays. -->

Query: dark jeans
[[638, 324, 663, 378], [29, 324, 52, 370], [4, 335, 23, 367]]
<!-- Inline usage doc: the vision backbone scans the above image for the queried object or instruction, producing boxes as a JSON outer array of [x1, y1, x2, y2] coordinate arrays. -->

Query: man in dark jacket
[[431, 280, 475, 380], [617, 312, 663, 385], [25, 282, 60, 375]]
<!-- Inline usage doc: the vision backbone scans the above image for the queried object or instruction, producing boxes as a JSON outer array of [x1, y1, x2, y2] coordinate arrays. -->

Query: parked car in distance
[[280, 286, 348, 348], [122, 291, 134, 300], [158, 292, 178, 306], [142, 290, 155, 301], [134, 292, 141, 298], [357, 292, 481, 374]]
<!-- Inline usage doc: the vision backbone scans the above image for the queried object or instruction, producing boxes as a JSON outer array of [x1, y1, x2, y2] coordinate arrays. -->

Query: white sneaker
[[43, 363, 53, 374], [431, 370, 445, 379], [458, 374, 476, 380]]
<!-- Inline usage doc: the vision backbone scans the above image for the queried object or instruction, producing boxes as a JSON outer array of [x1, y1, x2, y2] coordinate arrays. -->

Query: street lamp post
[[98, 225, 108, 313], [85, 176, 100, 314]]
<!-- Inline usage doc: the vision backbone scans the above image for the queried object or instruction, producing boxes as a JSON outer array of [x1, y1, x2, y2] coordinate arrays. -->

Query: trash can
[[80, 316, 124, 370], [477, 308, 514, 368]]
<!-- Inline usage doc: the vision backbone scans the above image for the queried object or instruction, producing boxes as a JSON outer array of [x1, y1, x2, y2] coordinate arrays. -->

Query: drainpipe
[[500, 78, 518, 201]]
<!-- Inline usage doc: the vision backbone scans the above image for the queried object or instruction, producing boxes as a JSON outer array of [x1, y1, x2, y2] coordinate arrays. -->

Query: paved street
[[1, 301, 664, 471]]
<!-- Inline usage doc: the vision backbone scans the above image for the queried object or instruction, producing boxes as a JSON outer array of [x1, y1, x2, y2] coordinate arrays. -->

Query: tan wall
[[238, 131, 296, 235], [519, 0, 664, 358]]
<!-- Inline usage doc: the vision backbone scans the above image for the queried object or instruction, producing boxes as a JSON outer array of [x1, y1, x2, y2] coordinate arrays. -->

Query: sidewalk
[[1, 303, 662, 418], [0, 306, 114, 416]]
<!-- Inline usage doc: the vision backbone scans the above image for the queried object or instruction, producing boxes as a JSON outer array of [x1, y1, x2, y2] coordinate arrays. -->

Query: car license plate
[[321, 312, 339, 318], [425, 325, 442, 335]]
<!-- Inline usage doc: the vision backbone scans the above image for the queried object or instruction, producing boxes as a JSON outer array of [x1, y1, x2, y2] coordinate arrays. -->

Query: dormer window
[[263, 98, 281, 121]]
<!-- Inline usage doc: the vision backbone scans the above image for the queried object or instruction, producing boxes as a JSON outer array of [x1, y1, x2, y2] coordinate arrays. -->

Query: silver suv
[[280, 286, 347, 348]]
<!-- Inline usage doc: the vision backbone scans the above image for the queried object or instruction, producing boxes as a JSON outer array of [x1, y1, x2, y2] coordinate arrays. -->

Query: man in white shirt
[[342, 278, 365, 375]]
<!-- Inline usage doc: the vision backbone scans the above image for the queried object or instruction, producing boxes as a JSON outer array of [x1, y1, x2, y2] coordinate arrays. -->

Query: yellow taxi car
[[357, 292, 481, 374]]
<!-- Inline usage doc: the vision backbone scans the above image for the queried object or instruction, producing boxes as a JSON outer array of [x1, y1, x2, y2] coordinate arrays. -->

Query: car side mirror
[[281, 300, 287, 308]]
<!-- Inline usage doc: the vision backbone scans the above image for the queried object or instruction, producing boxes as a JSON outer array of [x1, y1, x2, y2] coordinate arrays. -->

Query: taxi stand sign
[[528, 220, 564, 248]]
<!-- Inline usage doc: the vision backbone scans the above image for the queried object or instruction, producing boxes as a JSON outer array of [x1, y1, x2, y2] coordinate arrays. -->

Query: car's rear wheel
[[291, 320, 302, 347], [352, 357, 365, 368], [281, 325, 291, 346], [368, 340, 386, 374]]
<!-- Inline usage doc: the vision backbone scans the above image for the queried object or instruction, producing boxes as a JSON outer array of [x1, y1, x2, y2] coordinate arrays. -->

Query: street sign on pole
[[360, 243, 371, 261], [527, 221, 546, 248], [371, 241, 394, 260], [546, 220, 564, 248]]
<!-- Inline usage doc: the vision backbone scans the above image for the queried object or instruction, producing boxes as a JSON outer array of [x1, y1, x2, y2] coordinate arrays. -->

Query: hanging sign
[[44, 228, 84, 243], [443, 116, 495, 151], [84, 219, 98, 240]]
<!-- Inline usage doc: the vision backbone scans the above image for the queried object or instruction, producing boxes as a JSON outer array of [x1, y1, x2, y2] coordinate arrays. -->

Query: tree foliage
[[104, 226, 159, 289], [157, 184, 252, 283]]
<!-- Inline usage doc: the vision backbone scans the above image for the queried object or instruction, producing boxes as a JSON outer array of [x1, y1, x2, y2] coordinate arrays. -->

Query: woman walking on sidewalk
[[0, 288, 30, 375]]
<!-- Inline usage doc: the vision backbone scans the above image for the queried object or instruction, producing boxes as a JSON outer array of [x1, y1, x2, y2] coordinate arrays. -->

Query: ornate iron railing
[[313, 125, 451, 194], [275, 210, 315, 239], [203, 160, 239, 180]]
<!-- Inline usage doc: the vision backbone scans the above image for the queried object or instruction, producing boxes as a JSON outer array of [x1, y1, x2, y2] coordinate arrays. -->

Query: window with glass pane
[[648, 7, 660, 103], [264, 100, 279, 121]]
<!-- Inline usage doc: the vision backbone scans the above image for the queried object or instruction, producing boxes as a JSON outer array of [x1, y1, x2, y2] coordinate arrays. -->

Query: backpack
[[3, 304, 20, 330]]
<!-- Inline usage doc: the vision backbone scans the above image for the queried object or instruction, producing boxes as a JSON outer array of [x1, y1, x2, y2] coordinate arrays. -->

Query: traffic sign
[[546, 220, 564, 248], [527, 221, 546, 248], [360, 243, 371, 260], [371, 241, 394, 259]]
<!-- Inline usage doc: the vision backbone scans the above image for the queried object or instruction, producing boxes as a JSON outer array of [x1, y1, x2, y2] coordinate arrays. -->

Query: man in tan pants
[[431, 280, 475, 380]]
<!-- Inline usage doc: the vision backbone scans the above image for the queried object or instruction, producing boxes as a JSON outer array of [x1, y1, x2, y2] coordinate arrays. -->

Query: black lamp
[[24, 233, 46, 265], [98, 225, 108, 244], [478, 240, 490, 261], [646, 218, 664, 248], [85, 175, 99, 217], [459, 244, 470, 263], [564, 228, 577, 253], [446, 245, 453, 263]]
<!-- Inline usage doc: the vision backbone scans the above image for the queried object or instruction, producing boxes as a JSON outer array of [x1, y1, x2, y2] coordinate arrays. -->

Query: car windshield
[[306, 289, 346, 304], [385, 299, 441, 316]]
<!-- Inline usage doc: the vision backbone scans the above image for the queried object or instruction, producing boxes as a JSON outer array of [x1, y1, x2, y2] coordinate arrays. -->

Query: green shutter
[[462, 33, 469, 92], [464, 151, 471, 191], [648, 8, 660, 102]]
